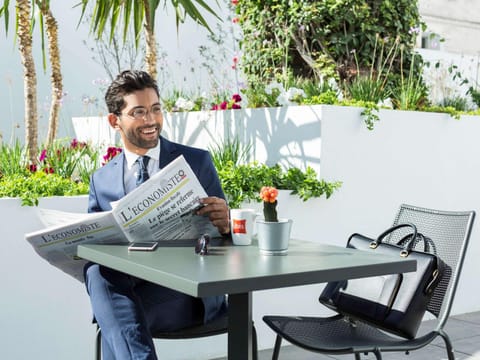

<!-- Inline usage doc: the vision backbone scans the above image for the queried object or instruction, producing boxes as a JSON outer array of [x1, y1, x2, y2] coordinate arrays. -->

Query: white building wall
[[420, 0, 480, 55]]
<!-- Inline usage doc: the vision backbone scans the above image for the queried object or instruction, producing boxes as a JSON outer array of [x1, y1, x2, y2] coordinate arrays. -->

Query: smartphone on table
[[127, 241, 159, 251]]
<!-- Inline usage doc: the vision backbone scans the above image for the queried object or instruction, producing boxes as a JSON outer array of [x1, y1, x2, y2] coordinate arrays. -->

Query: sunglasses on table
[[195, 234, 211, 255]]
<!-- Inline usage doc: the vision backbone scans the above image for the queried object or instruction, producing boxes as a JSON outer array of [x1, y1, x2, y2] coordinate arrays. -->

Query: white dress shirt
[[123, 140, 161, 194]]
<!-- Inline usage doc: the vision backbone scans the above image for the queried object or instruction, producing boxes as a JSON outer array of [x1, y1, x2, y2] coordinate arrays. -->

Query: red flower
[[231, 103, 241, 109], [28, 164, 37, 172], [231, 0, 239, 5], [220, 101, 228, 110], [232, 94, 242, 102], [232, 17, 239, 24]]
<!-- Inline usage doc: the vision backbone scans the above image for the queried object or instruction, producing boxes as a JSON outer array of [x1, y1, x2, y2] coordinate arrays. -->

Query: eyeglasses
[[121, 104, 163, 120], [195, 234, 211, 255]]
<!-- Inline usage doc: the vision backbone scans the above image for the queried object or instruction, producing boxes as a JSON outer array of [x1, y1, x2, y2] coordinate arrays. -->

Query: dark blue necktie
[[136, 156, 150, 186]]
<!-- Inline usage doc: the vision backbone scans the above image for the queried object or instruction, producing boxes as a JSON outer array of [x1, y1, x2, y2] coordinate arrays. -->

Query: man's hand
[[198, 197, 230, 235]]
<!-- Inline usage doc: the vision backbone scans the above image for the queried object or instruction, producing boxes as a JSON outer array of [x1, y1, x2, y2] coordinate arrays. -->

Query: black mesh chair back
[[387, 204, 474, 324], [95, 314, 258, 359], [263, 204, 475, 360]]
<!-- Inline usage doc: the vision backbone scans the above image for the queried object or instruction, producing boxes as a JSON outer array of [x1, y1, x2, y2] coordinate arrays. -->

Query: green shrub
[[0, 171, 89, 206], [0, 138, 98, 206], [0, 137, 341, 209], [217, 161, 342, 209], [236, 0, 422, 87]]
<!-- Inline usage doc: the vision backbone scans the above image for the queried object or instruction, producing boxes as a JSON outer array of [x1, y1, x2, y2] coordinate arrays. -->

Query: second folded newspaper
[[25, 155, 221, 282]]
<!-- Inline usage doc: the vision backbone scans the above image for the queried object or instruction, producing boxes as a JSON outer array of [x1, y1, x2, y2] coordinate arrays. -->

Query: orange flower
[[260, 186, 278, 203]]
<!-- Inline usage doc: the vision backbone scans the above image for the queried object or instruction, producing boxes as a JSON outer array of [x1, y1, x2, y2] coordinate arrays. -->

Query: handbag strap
[[397, 233, 438, 256], [369, 223, 418, 251]]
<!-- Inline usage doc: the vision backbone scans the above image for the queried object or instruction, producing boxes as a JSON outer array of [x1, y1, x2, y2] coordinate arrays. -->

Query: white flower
[[277, 87, 306, 106], [276, 92, 294, 106], [378, 98, 394, 109], [286, 87, 306, 99], [265, 81, 284, 95], [327, 77, 340, 91], [175, 97, 195, 111]]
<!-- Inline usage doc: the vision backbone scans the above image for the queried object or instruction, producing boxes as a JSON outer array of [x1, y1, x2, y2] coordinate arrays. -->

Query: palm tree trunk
[[17, 0, 38, 163], [143, 0, 157, 79], [39, 2, 63, 147]]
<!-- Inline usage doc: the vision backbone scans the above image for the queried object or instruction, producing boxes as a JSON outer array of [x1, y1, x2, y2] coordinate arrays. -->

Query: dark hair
[[105, 70, 160, 115]]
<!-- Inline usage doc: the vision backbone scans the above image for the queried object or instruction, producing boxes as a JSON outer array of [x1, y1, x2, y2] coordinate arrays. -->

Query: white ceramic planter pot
[[256, 218, 293, 255]]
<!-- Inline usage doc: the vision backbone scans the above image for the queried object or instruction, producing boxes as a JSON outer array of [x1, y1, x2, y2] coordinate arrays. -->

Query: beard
[[123, 123, 161, 149]]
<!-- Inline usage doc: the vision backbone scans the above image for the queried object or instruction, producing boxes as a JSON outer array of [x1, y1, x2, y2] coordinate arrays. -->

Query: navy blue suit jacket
[[87, 136, 227, 323]]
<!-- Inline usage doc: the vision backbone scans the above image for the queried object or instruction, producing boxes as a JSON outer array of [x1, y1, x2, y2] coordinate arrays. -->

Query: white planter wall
[[0, 196, 94, 360], [164, 107, 323, 177], [2, 105, 480, 359], [72, 116, 117, 152]]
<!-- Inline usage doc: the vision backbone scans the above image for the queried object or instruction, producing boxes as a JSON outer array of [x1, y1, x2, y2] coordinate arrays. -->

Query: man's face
[[111, 87, 163, 154]]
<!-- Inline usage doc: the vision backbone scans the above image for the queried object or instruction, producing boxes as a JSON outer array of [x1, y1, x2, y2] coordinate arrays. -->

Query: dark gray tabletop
[[77, 238, 416, 297]]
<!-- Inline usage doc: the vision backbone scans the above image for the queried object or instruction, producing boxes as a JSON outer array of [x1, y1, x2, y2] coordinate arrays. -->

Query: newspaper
[[25, 155, 220, 282]]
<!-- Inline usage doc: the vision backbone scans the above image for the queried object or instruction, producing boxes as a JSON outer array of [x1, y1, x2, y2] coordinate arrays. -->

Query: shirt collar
[[124, 139, 161, 170]]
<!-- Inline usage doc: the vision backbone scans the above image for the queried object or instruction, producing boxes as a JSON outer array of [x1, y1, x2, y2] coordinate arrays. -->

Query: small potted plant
[[261, 186, 279, 222], [256, 186, 293, 255]]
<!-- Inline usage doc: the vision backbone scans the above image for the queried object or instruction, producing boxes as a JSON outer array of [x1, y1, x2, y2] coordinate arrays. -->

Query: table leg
[[228, 292, 253, 360]]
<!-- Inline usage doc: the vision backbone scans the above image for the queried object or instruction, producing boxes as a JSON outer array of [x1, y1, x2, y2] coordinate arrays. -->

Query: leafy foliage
[[0, 137, 341, 209], [216, 161, 342, 209], [0, 140, 29, 177], [208, 137, 341, 208], [468, 87, 480, 108], [0, 172, 89, 206], [391, 51, 428, 110], [0, 138, 98, 205], [209, 137, 252, 168], [236, 0, 422, 87]]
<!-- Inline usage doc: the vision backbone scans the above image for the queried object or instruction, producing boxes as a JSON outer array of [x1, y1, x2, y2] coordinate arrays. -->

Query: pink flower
[[211, 94, 242, 111], [231, 0, 239, 6], [102, 146, 123, 165], [39, 149, 47, 162], [70, 138, 87, 149], [232, 56, 239, 69], [232, 17, 239, 24]]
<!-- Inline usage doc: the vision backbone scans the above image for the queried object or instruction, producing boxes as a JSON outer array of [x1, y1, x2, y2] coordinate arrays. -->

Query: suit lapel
[[159, 136, 178, 169], [107, 152, 127, 199]]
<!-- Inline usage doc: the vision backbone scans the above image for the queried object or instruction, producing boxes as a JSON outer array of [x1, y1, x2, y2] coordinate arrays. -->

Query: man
[[84, 70, 230, 360]]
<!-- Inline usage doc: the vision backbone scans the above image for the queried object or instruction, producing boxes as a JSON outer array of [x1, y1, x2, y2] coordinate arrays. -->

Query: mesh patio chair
[[263, 204, 475, 360], [95, 315, 258, 360]]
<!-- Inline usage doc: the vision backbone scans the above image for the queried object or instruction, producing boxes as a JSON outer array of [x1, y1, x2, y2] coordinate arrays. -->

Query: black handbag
[[319, 223, 446, 339]]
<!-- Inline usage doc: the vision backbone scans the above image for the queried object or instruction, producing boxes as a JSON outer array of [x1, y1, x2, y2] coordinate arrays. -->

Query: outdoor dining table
[[77, 238, 416, 360]]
